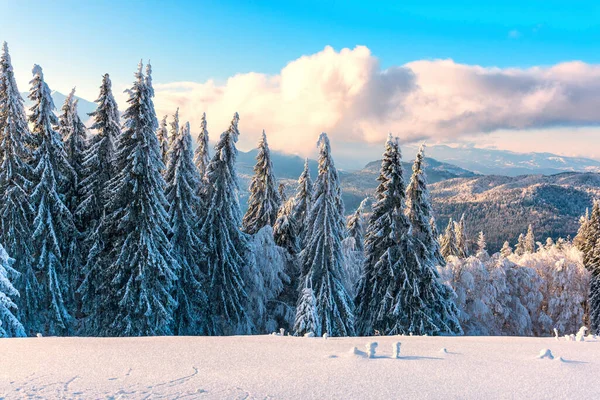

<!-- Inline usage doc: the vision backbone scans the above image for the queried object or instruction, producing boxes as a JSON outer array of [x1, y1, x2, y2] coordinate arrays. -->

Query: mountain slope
[[429, 172, 600, 252], [21, 90, 96, 124]]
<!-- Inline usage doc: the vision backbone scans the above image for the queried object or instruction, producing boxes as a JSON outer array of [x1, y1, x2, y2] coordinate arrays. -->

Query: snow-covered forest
[[0, 42, 598, 339]]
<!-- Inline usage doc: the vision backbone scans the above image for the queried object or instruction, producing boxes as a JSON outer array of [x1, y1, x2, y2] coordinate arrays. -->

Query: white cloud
[[152, 46, 600, 158]]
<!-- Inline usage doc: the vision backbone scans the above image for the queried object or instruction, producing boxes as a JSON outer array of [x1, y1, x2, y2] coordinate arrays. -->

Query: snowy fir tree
[[168, 107, 179, 156], [94, 61, 178, 336], [199, 112, 253, 335], [500, 241, 513, 258], [577, 202, 600, 334], [515, 233, 526, 256], [77, 73, 120, 235], [292, 158, 312, 245], [273, 197, 300, 256], [405, 144, 445, 266], [58, 88, 86, 303], [524, 225, 536, 254], [295, 133, 354, 337], [441, 219, 459, 259], [346, 197, 367, 254], [157, 115, 169, 166], [476, 231, 487, 257], [0, 244, 26, 337], [355, 135, 409, 335], [242, 130, 281, 234], [294, 282, 320, 336], [28, 64, 75, 335], [454, 214, 469, 258], [165, 121, 209, 335], [193, 112, 210, 181], [0, 42, 36, 334]]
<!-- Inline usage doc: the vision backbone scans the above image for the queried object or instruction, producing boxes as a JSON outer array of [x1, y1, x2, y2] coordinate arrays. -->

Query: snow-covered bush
[[0, 244, 25, 337]]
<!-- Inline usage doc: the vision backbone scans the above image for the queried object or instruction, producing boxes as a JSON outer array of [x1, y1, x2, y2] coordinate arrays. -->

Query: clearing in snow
[[0, 335, 599, 399]]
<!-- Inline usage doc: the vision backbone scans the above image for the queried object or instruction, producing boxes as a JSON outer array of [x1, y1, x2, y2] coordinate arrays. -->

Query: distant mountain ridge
[[21, 90, 96, 124]]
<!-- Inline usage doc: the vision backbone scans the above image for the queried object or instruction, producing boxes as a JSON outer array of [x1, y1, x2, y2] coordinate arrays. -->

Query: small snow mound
[[555, 356, 565, 363], [36, 333, 43, 338], [575, 327, 587, 342], [350, 347, 367, 358], [553, 328, 559, 341], [323, 333, 329, 340], [304, 332, 315, 338], [538, 349, 554, 360], [440, 348, 448, 354], [393, 342, 401, 359], [279, 328, 285, 336], [366, 342, 378, 358]]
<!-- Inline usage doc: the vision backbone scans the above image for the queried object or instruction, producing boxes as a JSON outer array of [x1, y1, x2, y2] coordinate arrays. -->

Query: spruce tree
[[440, 219, 459, 259], [515, 233, 526, 256], [97, 61, 178, 336], [199, 112, 253, 335], [168, 107, 179, 156], [346, 198, 367, 254], [242, 130, 281, 234], [524, 224, 536, 253], [157, 115, 169, 166], [294, 282, 320, 336], [0, 42, 36, 335], [295, 133, 354, 337], [165, 121, 209, 335], [476, 231, 487, 257], [193, 112, 210, 180], [292, 158, 313, 245], [500, 241, 513, 258], [405, 144, 445, 266], [0, 244, 26, 337], [58, 88, 86, 304], [273, 198, 300, 256], [454, 214, 469, 258], [28, 64, 75, 335]]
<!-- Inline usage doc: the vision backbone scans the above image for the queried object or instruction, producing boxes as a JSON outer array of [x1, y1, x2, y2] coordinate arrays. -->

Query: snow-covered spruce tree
[[0, 245, 26, 337], [58, 89, 86, 304], [168, 107, 179, 157], [347, 198, 367, 254], [580, 202, 600, 334], [273, 197, 300, 256], [355, 134, 407, 335], [294, 281, 320, 336], [199, 112, 253, 335], [476, 231, 487, 258], [97, 61, 178, 336], [0, 42, 37, 335], [500, 241, 513, 258], [193, 112, 210, 180], [515, 233, 526, 256], [292, 158, 312, 245], [454, 214, 469, 258], [405, 144, 445, 266], [165, 121, 209, 335], [294, 133, 354, 337], [28, 65, 75, 335], [574, 207, 590, 251], [524, 224, 536, 254], [157, 115, 169, 166], [242, 130, 281, 234], [77, 73, 120, 235], [441, 218, 459, 259]]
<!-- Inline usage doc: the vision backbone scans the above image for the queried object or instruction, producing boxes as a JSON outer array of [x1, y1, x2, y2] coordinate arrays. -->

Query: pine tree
[[199, 112, 253, 335], [273, 198, 299, 255], [405, 144, 444, 266], [347, 198, 367, 254], [168, 107, 179, 157], [0, 244, 26, 337], [58, 88, 86, 305], [28, 64, 75, 335], [524, 224, 536, 254], [0, 42, 36, 335], [292, 158, 312, 245], [515, 233, 526, 256], [295, 133, 354, 337], [500, 241, 513, 258], [441, 219, 459, 259], [454, 214, 469, 258], [156, 115, 169, 166], [574, 208, 590, 251], [193, 112, 210, 180], [97, 61, 178, 336], [165, 121, 209, 335], [77, 74, 121, 334], [77, 73, 120, 234], [242, 130, 281, 234], [476, 231, 487, 257], [294, 282, 320, 336]]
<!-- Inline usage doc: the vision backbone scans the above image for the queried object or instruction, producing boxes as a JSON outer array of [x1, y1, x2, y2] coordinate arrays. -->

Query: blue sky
[[2, 1, 600, 162]]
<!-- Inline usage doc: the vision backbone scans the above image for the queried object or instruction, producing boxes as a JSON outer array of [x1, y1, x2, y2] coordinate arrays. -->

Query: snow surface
[[1, 335, 599, 399]]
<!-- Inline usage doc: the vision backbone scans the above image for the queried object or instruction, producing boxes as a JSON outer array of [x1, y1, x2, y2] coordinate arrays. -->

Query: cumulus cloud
[[152, 45, 600, 157]]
